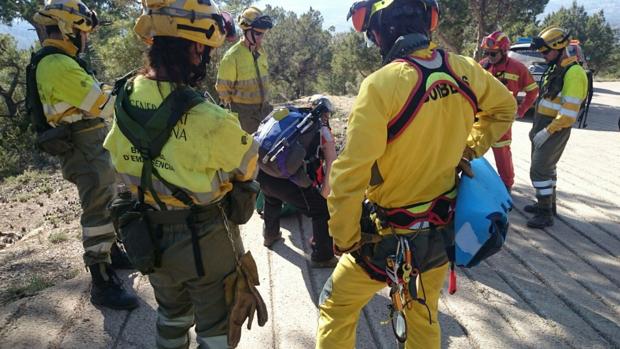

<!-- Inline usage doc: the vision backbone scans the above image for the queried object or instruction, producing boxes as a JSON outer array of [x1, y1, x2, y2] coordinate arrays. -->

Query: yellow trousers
[[316, 253, 448, 349]]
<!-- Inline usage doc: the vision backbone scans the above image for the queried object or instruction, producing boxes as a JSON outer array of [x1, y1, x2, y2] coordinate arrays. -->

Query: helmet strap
[[189, 45, 211, 86]]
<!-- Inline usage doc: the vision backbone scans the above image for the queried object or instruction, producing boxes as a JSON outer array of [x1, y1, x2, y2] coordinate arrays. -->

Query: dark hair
[[145, 36, 211, 87]]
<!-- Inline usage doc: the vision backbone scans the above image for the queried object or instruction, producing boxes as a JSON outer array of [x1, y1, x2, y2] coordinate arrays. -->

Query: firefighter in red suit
[[480, 31, 539, 191]]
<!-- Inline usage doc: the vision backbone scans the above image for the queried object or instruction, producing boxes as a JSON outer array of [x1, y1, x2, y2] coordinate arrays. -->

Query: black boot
[[110, 241, 134, 270], [524, 191, 557, 216], [89, 263, 139, 310], [527, 196, 554, 229]]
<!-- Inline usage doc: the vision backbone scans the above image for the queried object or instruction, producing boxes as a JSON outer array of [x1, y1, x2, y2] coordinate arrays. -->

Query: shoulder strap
[[387, 49, 478, 142], [26, 47, 93, 133], [115, 79, 204, 210]]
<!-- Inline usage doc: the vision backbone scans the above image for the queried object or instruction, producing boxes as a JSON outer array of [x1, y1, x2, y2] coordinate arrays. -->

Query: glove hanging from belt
[[224, 251, 268, 348]]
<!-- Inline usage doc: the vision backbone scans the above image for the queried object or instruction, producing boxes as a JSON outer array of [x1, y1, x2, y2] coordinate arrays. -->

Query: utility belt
[[110, 181, 258, 276], [369, 187, 457, 233], [353, 191, 457, 342], [35, 118, 104, 156]]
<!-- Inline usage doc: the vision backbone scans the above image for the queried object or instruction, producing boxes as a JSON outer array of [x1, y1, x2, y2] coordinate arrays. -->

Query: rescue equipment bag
[[454, 157, 512, 268], [25, 46, 91, 155], [254, 101, 330, 188]]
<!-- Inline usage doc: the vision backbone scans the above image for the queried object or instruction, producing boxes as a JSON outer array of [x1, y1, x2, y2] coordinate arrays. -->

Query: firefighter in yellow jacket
[[216, 6, 273, 133], [316, 1, 516, 348], [525, 27, 588, 228], [105, 1, 265, 347], [29, 0, 138, 310]]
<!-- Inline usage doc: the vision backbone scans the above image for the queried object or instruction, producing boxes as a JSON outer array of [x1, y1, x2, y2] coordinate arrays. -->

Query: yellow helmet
[[238, 6, 273, 32], [134, 0, 229, 48], [33, 0, 98, 38], [531, 26, 570, 52]]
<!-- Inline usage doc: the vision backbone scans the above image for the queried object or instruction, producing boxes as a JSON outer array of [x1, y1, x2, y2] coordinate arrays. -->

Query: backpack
[[25, 46, 92, 155], [254, 102, 329, 188]]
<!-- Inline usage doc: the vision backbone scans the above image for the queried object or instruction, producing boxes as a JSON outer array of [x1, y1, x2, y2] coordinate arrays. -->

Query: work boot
[[263, 230, 284, 248], [309, 256, 338, 269], [524, 192, 557, 216], [89, 263, 139, 310], [526, 196, 554, 229], [110, 241, 133, 270]]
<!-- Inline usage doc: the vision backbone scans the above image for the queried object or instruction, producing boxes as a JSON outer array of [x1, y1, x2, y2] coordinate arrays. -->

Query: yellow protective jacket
[[36, 39, 114, 126], [536, 57, 588, 134], [103, 75, 258, 208], [216, 40, 270, 105], [327, 44, 516, 250]]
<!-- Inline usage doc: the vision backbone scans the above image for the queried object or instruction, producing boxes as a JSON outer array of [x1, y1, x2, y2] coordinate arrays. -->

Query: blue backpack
[[454, 158, 512, 268], [254, 102, 329, 188]]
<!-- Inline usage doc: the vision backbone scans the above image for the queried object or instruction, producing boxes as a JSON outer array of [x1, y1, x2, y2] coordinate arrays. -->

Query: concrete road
[[0, 82, 618, 349]]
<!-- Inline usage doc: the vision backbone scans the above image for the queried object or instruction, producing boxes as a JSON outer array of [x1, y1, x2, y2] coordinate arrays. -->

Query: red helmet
[[481, 31, 510, 52]]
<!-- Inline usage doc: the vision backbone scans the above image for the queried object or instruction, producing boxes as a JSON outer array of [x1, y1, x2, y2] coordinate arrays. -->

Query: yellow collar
[[411, 41, 438, 59], [43, 39, 79, 57]]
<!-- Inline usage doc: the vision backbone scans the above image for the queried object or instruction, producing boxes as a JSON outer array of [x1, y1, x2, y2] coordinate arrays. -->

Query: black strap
[[114, 77, 207, 276], [26, 46, 92, 134], [387, 49, 478, 142]]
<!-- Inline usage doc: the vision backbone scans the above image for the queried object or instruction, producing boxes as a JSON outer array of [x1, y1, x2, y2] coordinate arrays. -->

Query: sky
[[255, 0, 352, 32]]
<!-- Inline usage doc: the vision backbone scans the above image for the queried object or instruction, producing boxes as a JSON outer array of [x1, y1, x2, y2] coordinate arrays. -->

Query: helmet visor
[[482, 37, 495, 49], [531, 36, 550, 52], [251, 15, 273, 30], [348, 1, 371, 32]]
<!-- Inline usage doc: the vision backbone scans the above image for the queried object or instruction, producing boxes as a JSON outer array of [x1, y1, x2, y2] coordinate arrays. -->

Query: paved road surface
[[0, 82, 618, 349]]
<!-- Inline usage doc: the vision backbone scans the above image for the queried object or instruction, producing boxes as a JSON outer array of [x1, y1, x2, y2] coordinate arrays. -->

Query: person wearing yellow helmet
[[525, 26, 588, 228], [27, 0, 139, 310], [215, 6, 274, 133], [316, 0, 516, 348], [105, 1, 266, 348]]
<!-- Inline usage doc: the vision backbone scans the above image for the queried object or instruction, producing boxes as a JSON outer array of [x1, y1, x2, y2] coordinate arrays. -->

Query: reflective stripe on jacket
[[327, 43, 516, 250], [480, 56, 539, 117], [216, 40, 270, 105], [536, 59, 588, 134], [104, 75, 259, 208], [36, 39, 113, 125]]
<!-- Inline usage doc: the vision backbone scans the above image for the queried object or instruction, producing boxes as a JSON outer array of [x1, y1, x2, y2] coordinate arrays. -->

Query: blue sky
[[255, 0, 353, 32]]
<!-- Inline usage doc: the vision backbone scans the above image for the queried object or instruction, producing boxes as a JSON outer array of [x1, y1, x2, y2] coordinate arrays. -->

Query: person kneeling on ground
[[257, 95, 339, 269]]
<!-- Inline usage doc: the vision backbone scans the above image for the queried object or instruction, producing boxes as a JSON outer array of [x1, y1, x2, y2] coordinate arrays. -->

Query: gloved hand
[[457, 147, 476, 178], [334, 233, 383, 256], [224, 251, 268, 348], [532, 128, 551, 149]]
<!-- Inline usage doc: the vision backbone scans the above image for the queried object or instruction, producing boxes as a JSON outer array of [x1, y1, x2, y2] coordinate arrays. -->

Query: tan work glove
[[224, 251, 268, 348]]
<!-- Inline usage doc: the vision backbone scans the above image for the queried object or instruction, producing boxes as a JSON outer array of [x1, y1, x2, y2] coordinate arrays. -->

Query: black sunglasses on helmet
[[251, 15, 273, 30]]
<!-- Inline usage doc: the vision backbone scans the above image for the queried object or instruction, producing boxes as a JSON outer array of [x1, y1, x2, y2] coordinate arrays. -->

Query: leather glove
[[224, 251, 268, 348], [532, 128, 551, 149], [457, 147, 476, 178], [334, 233, 383, 256]]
